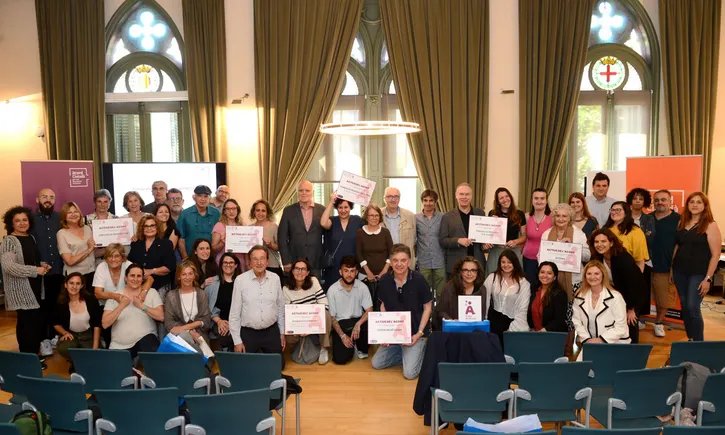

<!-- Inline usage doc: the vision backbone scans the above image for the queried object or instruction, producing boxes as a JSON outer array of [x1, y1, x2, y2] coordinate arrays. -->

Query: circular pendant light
[[319, 120, 421, 136]]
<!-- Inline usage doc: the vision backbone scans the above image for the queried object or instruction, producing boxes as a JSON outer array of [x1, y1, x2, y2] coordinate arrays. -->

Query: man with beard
[[31, 188, 64, 358], [166, 188, 184, 222], [327, 255, 373, 364]]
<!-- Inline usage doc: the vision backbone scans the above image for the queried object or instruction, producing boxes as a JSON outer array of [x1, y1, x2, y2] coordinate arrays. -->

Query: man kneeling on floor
[[328, 256, 373, 364], [372, 244, 432, 380]]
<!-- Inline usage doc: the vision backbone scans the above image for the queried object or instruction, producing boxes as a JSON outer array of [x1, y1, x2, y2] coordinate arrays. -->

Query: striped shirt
[[282, 277, 329, 309]]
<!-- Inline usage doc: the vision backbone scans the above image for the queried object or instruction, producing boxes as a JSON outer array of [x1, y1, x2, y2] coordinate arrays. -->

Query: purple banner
[[21, 161, 95, 215]]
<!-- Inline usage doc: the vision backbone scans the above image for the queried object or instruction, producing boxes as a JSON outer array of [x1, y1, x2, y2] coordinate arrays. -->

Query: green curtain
[[380, 0, 489, 211], [35, 0, 105, 186], [255, 0, 363, 213], [660, 0, 721, 191], [518, 0, 595, 206], [183, 0, 227, 162]]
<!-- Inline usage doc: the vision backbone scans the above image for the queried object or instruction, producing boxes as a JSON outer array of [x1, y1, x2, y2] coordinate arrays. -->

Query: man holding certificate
[[371, 244, 433, 380]]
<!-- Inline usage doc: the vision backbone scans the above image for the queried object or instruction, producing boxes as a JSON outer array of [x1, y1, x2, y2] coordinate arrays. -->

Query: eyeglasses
[[223, 207, 237, 211], [385, 195, 401, 200], [461, 268, 478, 275], [143, 224, 157, 229], [167, 197, 183, 203], [610, 208, 624, 213], [222, 261, 237, 266], [293, 267, 308, 272]]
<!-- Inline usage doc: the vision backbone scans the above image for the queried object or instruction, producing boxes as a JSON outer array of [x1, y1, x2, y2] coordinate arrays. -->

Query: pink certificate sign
[[336, 171, 376, 207], [284, 304, 326, 335], [92, 218, 134, 247], [368, 311, 412, 345], [468, 216, 507, 245], [539, 241, 583, 274]]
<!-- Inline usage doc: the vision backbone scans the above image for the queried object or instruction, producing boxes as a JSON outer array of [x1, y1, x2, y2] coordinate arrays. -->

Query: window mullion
[[606, 93, 616, 170]]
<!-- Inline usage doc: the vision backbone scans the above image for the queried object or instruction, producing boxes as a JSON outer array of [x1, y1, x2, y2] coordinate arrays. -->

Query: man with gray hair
[[142, 180, 168, 213], [85, 189, 117, 224], [383, 186, 417, 268], [278, 180, 326, 275]]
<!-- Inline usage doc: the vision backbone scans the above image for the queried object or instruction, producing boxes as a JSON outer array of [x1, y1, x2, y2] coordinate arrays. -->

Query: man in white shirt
[[383, 186, 417, 267], [328, 256, 373, 364], [229, 245, 286, 367], [585, 172, 616, 227]]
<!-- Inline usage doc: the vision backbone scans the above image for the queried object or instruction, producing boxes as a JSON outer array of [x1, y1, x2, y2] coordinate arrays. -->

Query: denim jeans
[[371, 337, 427, 379], [672, 271, 705, 341]]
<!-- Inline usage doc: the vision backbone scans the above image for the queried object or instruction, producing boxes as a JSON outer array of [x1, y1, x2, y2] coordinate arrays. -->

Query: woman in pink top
[[522, 188, 553, 289], [211, 199, 247, 272]]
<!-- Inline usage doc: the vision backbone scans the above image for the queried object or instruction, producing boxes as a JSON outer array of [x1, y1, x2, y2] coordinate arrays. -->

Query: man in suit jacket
[[382, 186, 417, 268], [439, 183, 486, 277], [278, 180, 326, 275]]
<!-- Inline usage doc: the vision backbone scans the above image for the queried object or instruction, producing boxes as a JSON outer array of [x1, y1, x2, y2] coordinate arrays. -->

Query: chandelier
[[319, 120, 421, 136]]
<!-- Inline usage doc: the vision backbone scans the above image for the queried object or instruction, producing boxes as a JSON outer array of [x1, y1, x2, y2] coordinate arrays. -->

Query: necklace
[[180, 290, 195, 322], [534, 214, 546, 231]]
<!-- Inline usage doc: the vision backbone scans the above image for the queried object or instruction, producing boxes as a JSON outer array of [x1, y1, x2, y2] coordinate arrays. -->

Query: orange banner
[[626, 155, 703, 325]]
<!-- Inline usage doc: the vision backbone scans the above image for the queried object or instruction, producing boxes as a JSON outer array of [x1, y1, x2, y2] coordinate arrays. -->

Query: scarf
[[547, 225, 574, 300]]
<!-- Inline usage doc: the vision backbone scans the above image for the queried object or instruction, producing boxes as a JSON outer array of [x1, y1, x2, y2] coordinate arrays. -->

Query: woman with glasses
[[211, 199, 247, 272], [321, 192, 363, 291], [434, 256, 487, 330], [205, 253, 241, 351], [283, 259, 331, 365], [249, 199, 283, 282], [528, 262, 568, 332], [603, 201, 648, 272], [128, 215, 176, 301], [356, 204, 393, 305]]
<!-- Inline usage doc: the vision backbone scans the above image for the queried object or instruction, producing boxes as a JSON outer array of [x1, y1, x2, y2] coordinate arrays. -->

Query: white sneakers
[[50, 335, 59, 348], [354, 344, 368, 359], [638, 321, 646, 330], [40, 339, 53, 357], [654, 323, 666, 337], [318, 348, 329, 365]]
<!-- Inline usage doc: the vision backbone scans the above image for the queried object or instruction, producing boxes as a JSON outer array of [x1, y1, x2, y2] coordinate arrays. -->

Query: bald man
[[278, 180, 326, 276], [383, 186, 417, 268], [211, 185, 230, 212]]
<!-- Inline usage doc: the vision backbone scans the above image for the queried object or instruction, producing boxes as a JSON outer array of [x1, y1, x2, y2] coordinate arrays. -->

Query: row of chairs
[[457, 427, 725, 434], [0, 350, 300, 435]]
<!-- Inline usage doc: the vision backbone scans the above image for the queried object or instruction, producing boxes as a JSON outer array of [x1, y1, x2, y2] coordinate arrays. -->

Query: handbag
[[322, 234, 344, 270]]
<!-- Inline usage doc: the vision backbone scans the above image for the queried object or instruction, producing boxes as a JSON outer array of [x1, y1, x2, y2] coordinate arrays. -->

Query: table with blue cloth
[[413, 331, 505, 426]]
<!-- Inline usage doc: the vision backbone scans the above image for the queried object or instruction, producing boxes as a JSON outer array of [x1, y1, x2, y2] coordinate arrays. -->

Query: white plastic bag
[[462, 415, 543, 433]]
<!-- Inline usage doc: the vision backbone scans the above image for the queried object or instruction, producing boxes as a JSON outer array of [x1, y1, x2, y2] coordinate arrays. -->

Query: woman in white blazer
[[573, 260, 630, 346]]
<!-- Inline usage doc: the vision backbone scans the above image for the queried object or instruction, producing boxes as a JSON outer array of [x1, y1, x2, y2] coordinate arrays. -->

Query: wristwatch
[[705, 275, 712, 283]]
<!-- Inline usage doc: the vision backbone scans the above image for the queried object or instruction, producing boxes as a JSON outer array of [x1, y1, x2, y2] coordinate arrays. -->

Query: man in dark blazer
[[439, 183, 486, 278], [278, 180, 326, 276]]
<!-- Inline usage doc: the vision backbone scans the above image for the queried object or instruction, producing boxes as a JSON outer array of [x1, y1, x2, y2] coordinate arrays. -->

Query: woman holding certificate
[[483, 250, 531, 344], [321, 192, 363, 291], [434, 256, 487, 330], [356, 204, 393, 305], [128, 215, 175, 299], [602, 201, 649, 272], [588, 228, 646, 343], [57, 202, 96, 286], [212, 199, 247, 272], [164, 260, 212, 353], [572, 261, 630, 348], [485, 188, 527, 276]]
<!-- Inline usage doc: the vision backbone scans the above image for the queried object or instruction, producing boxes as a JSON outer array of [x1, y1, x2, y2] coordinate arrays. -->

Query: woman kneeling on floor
[[53, 272, 102, 359]]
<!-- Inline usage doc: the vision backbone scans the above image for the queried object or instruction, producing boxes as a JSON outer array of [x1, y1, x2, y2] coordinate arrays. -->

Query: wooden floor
[[1, 296, 725, 435]]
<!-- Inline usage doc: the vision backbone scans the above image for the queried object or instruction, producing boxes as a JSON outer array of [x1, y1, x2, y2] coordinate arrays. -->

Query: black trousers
[[240, 325, 285, 369], [17, 308, 45, 354], [629, 312, 640, 344], [41, 274, 64, 340], [266, 267, 284, 284], [211, 322, 234, 351], [331, 317, 368, 365], [127, 334, 160, 359]]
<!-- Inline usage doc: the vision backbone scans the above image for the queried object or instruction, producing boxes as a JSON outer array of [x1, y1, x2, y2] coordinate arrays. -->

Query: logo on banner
[[69, 168, 90, 188]]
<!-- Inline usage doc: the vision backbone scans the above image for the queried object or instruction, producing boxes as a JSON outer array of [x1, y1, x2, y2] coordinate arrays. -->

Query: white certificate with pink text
[[539, 241, 583, 274]]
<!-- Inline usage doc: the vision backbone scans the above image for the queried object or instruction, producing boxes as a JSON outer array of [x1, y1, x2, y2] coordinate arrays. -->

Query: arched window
[[563, 0, 660, 195], [104, 0, 192, 163], [306, 7, 422, 213]]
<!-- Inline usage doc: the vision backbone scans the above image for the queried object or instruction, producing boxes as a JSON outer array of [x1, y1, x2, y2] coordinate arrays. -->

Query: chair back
[[438, 363, 512, 422], [700, 373, 725, 426], [670, 341, 725, 372], [582, 343, 652, 387], [664, 427, 725, 435], [611, 366, 683, 422], [504, 332, 567, 364], [185, 389, 272, 434], [139, 352, 208, 397], [562, 428, 662, 435], [68, 348, 135, 393], [516, 362, 592, 420], [17, 374, 89, 433], [0, 351, 43, 396], [215, 352, 282, 400], [94, 387, 180, 434], [0, 424, 19, 435]]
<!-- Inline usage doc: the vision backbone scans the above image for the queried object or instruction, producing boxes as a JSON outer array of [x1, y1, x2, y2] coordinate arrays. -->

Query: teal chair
[[582, 343, 652, 402], [68, 348, 137, 393], [0, 404, 21, 424], [185, 389, 275, 435], [665, 427, 725, 434], [16, 374, 94, 434], [214, 352, 299, 435], [94, 387, 185, 434], [433, 363, 515, 435], [589, 366, 683, 429], [670, 341, 725, 373], [514, 362, 593, 427], [503, 331, 568, 365], [138, 352, 211, 396], [561, 428, 662, 435], [0, 351, 63, 404], [697, 373, 725, 426], [0, 424, 19, 435]]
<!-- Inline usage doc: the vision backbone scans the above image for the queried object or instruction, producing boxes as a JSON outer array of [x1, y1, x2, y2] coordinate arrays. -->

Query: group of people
[[0, 172, 720, 378]]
